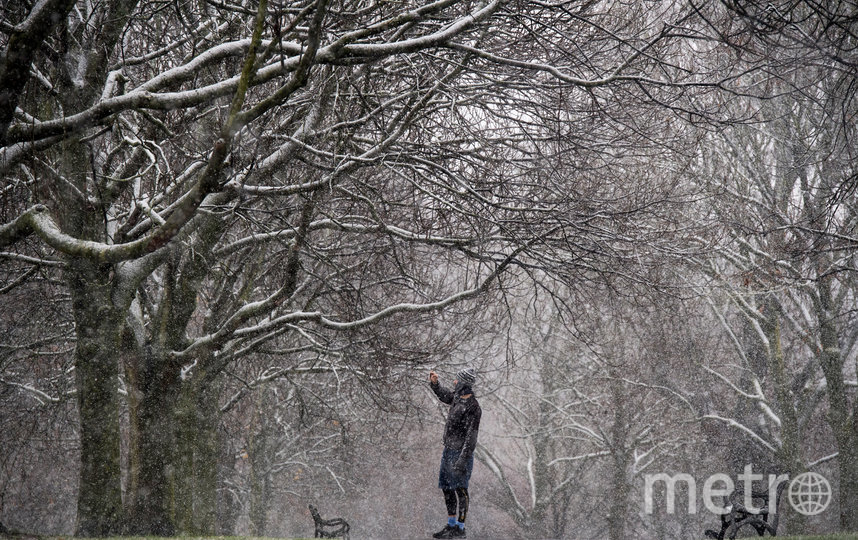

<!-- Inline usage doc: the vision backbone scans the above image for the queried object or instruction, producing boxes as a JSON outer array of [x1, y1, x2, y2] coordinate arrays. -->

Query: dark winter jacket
[[431, 381, 481, 462]]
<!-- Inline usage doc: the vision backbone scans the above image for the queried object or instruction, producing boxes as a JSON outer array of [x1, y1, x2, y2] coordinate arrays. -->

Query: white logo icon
[[788, 472, 832, 516]]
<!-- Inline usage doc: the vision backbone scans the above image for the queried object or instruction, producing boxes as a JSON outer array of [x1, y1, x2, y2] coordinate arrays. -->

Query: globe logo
[[788, 472, 832, 516]]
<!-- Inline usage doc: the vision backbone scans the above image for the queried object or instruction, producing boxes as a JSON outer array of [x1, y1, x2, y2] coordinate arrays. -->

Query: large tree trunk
[[53, 3, 141, 532], [70, 262, 124, 535], [173, 381, 220, 534], [606, 453, 630, 540], [57, 130, 125, 535], [173, 388, 195, 534], [122, 326, 143, 523], [126, 349, 180, 535], [763, 303, 807, 534], [815, 276, 858, 531], [819, 345, 858, 531]]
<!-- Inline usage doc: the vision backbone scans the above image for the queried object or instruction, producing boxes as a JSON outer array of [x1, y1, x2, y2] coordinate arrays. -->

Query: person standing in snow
[[429, 367, 481, 539]]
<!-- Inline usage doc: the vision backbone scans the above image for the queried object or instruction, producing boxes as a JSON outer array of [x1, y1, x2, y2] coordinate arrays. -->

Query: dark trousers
[[443, 487, 469, 523]]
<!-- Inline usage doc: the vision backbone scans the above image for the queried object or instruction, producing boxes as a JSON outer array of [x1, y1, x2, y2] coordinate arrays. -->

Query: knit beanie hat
[[456, 367, 476, 385]]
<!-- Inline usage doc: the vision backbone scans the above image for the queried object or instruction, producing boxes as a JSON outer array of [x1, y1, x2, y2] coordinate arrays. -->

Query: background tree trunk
[[816, 275, 858, 531], [126, 349, 180, 535], [173, 381, 220, 534], [69, 263, 124, 535]]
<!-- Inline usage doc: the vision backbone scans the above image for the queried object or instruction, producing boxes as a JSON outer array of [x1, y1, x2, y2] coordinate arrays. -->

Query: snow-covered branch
[[0, 378, 61, 405], [701, 414, 778, 454], [3, 0, 499, 145]]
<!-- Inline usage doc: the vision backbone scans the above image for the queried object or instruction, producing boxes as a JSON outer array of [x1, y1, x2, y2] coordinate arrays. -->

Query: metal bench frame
[[309, 503, 350, 539], [704, 482, 785, 539]]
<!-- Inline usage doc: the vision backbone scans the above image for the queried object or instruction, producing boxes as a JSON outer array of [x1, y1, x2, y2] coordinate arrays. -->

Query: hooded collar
[[454, 381, 474, 398]]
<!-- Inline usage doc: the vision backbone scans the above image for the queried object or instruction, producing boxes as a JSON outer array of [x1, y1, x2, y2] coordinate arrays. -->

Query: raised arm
[[429, 371, 454, 404]]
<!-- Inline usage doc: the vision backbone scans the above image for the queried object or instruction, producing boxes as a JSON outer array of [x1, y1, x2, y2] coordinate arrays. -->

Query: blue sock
[[456, 521, 465, 529], [448, 517, 457, 527]]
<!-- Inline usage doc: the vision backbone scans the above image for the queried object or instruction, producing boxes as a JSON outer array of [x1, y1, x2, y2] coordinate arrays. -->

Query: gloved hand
[[453, 459, 468, 474]]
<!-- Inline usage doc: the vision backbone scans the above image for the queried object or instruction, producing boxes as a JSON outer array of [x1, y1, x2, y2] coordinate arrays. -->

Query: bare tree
[[692, 54, 858, 528], [0, 0, 761, 535]]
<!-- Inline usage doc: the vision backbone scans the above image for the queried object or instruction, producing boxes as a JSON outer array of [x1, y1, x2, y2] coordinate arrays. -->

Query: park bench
[[704, 482, 785, 539], [309, 503, 350, 539]]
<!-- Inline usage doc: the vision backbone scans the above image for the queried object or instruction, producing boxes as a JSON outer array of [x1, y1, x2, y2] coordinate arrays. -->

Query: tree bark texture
[[70, 261, 124, 536], [815, 275, 858, 531], [173, 381, 220, 534], [126, 350, 180, 535]]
